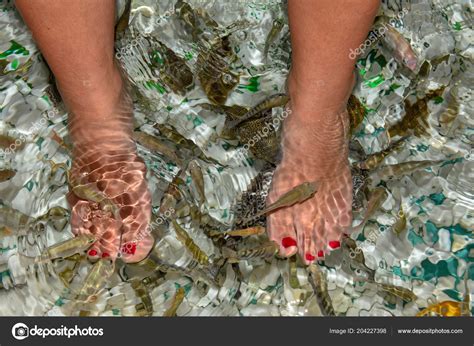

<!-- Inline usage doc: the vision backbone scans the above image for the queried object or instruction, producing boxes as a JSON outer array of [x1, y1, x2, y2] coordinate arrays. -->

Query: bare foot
[[64, 65, 153, 263], [266, 75, 354, 264]]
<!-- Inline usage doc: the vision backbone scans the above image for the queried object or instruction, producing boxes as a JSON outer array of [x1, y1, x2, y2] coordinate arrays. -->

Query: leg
[[267, 0, 380, 263], [15, 0, 153, 262]]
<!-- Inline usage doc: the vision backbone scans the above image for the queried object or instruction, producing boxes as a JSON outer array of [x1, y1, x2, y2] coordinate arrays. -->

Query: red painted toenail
[[101, 252, 110, 258], [88, 249, 97, 256], [329, 240, 341, 249], [317, 250, 324, 258], [305, 253, 316, 261], [282, 237, 297, 248], [121, 242, 137, 255]]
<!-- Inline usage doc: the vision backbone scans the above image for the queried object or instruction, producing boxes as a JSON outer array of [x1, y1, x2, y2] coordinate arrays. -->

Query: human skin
[[267, 0, 380, 264], [15, 0, 153, 263]]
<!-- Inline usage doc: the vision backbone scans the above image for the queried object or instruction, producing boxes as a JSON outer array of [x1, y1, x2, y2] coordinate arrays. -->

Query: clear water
[[0, 0, 472, 316]]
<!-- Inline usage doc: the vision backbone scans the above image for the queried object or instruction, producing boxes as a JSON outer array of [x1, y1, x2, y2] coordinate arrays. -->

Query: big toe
[[267, 208, 298, 257]]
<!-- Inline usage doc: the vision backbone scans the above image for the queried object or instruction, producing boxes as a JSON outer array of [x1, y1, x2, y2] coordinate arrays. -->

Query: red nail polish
[[121, 242, 137, 255], [317, 250, 324, 258], [282, 237, 297, 248], [305, 253, 316, 261], [329, 240, 341, 249], [101, 252, 110, 258], [88, 249, 97, 256]]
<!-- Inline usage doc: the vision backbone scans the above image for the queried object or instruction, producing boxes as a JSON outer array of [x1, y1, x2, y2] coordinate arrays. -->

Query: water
[[0, 0, 472, 316]]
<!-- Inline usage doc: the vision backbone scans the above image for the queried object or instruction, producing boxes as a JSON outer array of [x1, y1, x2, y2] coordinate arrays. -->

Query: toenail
[[121, 242, 137, 255], [317, 250, 324, 258], [305, 253, 316, 262], [88, 249, 97, 256], [102, 252, 110, 258], [282, 237, 297, 248], [329, 240, 341, 249]]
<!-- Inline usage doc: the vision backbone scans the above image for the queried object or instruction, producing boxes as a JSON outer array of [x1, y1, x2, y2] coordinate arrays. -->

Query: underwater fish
[[347, 95, 366, 135], [376, 160, 444, 179], [378, 282, 417, 303], [209, 226, 266, 238], [0, 169, 15, 182], [308, 264, 336, 316], [341, 236, 376, 280], [254, 181, 318, 218], [222, 241, 278, 263], [377, 17, 417, 71], [263, 18, 284, 61], [461, 268, 471, 317], [131, 279, 154, 317], [76, 258, 115, 302], [172, 220, 210, 266], [20, 234, 96, 265], [354, 137, 407, 171], [392, 204, 407, 236], [197, 35, 239, 105], [115, 0, 131, 38], [132, 131, 183, 165], [289, 255, 300, 289], [163, 287, 186, 317], [388, 87, 445, 138], [226, 93, 289, 130], [0, 134, 18, 149], [351, 187, 388, 233], [175, 0, 200, 40], [0, 205, 35, 230], [188, 160, 206, 204]]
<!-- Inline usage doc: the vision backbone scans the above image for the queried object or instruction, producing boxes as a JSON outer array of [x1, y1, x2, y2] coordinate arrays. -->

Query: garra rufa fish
[[209, 226, 265, 238], [392, 204, 407, 236], [254, 181, 318, 218], [163, 287, 186, 317], [347, 94, 366, 135], [172, 220, 210, 266], [76, 258, 115, 302], [0, 169, 15, 182], [354, 277, 417, 303], [222, 241, 278, 263], [351, 187, 388, 233], [132, 131, 183, 165], [0, 205, 35, 230], [354, 137, 407, 171], [225, 93, 289, 130], [308, 264, 336, 316], [376, 16, 417, 71], [188, 160, 205, 203], [289, 255, 300, 289], [20, 234, 96, 265], [0, 134, 22, 149], [263, 18, 284, 61], [375, 160, 444, 179]]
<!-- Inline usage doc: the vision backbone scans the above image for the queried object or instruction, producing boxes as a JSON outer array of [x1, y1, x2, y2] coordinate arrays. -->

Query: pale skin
[[15, 0, 380, 265]]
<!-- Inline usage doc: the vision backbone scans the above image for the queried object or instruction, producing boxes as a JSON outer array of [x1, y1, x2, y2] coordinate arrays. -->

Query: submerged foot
[[64, 65, 153, 263], [267, 75, 354, 264]]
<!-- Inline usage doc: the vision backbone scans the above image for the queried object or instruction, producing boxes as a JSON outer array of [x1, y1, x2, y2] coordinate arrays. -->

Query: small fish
[[132, 131, 182, 165], [0, 169, 15, 182], [209, 226, 265, 238], [188, 160, 206, 203], [351, 187, 388, 233], [416, 301, 463, 317], [289, 255, 300, 289], [376, 160, 444, 179], [76, 258, 115, 302], [222, 241, 278, 263], [163, 287, 185, 317], [461, 268, 471, 317], [354, 137, 406, 171], [0, 134, 17, 148], [308, 264, 336, 316], [131, 279, 154, 317], [378, 282, 417, 303], [0, 205, 35, 230], [392, 205, 407, 236], [226, 93, 289, 129], [263, 18, 284, 61], [347, 95, 366, 134], [20, 234, 96, 265], [378, 18, 417, 71], [172, 220, 210, 265], [115, 0, 131, 38], [254, 181, 317, 219], [341, 236, 375, 280]]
